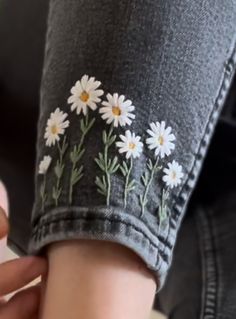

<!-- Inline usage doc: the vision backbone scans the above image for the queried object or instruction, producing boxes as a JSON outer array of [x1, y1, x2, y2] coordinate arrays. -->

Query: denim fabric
[[156, 117, 236, 317], [24, 0, 236, 290]]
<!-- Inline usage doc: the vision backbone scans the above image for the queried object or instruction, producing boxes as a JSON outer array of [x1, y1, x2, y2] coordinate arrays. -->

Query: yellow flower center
[[112, 106, 121, 116], [171, 171, 176, 180], [51, 125, 59, 135], [158, 135, 164, 145], [80, 91, 89, 102], [129, 142, 136, 150]]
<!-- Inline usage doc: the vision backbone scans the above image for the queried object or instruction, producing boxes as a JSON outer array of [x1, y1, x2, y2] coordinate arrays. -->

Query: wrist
[[41, 239, 157, 319]]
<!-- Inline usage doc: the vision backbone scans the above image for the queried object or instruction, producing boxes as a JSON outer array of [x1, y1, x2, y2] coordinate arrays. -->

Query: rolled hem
[[28, 205, 170, 291]]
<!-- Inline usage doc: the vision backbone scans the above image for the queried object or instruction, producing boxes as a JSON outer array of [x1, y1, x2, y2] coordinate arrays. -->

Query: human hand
[[0, 206, 48, 318]]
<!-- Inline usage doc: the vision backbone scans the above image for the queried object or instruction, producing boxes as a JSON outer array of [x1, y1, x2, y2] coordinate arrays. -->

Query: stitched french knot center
[[80, 91, 90, 102], [129, 142, 136, 149], [158, 135, 164, 145], [112, 106, 121, 116], [51, 125, 59, 135]]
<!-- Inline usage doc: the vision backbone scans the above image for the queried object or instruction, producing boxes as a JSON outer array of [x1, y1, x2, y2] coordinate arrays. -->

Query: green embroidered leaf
[[111, 164, 120, 174], [70, 146, 77, 163], [95, 176, 107, 193], [95, 158, 105, 171], [107, 158, 112, 170], [108, 156, 119, 173], [119, 165, 126, 177], [61, 137, 68, 156], [141, 171, 149, 187], [107, 125, 114, 138], [40, 184, 44, 198], [102, 130, 107, 144], [54, 161, 63, 178], [52, 186, 57, 200], [98, 152, 104, 163], [86, 117, 95, 132], [122, 161, 129, 174], [52, 186, 61, 200], [127, 179, 136, 191], [72, 173, 83, 185], [102, 175, 107, 188], [43, 193, 48, 202], [71, 166, 84, 185], [80, 118, 85, 133], [139, 194, 143, 204], [108, 134, 116, 146], [139, 194, 147, 207], [76, 148, 85, 162], [97, 188, 107, 196], [147, 159, 153, 170]]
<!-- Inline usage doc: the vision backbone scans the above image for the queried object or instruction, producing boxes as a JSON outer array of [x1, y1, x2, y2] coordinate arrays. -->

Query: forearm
[[40, 240, 157, 319]]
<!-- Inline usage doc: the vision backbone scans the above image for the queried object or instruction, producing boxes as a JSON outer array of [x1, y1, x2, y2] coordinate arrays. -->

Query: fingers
[[0, 285, 41, 319], [0, 256, 47, 296], [0, 207, 9, 239]]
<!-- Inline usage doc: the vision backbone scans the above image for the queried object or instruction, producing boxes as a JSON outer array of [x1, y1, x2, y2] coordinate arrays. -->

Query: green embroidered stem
[[40, 174, 47, 212], [95, 123, 120, 206], [158, 188, 169, 230], [52, 136, 68, 206], [119, 157, 136, 208], [139, 157, 161, 217], [104, 143, 111, 206], [124, 157, 133, 208], [68, 112, 95, 205]]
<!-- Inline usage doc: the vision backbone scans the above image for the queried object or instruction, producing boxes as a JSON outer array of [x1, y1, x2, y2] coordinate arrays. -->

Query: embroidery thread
[[139, 121, 176, 216], [116, 130, 143, 208], [39, 155, 52, 212], [95, 93, 136, 206], [67, 75, 103, 204], [44, 107, 70, 206], [38, 75, 184, 230]]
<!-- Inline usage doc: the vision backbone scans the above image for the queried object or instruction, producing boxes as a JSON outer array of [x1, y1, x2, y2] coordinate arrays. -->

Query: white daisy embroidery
[[38, 155, 52, 174], [116, 130, 143, 159], [146, 121, 176, 158], [67, 75, 104, 115], [99, 93, 135, 127], [44, 108, 70, 147], [162, 160, 184, 189]]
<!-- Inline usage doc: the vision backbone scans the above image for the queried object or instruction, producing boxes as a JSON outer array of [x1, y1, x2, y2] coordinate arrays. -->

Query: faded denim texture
[[25, 0, 236, 290], [155, 112, 236, 317]]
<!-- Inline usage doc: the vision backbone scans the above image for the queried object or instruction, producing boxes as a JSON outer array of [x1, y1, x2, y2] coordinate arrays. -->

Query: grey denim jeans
[[1, 0, 236, 295], [155, 113, 236, 318]]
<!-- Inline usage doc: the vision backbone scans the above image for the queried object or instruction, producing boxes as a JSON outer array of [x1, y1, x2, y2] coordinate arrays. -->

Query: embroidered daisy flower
[[146, 121, 176, 158], [67, 75, 104, 115], [99, 93, 135, 127], [162, 160, 184, 189], [44, 108, 70, 146], [38, 155, 52, 174], [116, 130, 143, 159]]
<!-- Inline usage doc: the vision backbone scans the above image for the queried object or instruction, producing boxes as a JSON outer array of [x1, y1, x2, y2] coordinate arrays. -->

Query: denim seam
[[159, 39, 236, 273], [32, 205, 173, 250], [171, 42, 236, 223], [196, 206, 218, 319]]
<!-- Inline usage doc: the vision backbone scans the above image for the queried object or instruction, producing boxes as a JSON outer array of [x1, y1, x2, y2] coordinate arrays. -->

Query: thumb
[[0, 181, 9, 261], [0, 206, 9, 239]]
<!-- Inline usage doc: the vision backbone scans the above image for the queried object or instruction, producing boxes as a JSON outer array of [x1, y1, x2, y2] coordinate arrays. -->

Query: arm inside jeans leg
[[40, 240, 157, 319]]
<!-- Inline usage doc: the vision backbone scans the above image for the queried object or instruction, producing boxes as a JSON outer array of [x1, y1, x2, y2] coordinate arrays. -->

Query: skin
[[0, 182, 157, 319], [40, 239, 157, 319], [0, 186, 48, 319]]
